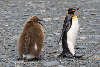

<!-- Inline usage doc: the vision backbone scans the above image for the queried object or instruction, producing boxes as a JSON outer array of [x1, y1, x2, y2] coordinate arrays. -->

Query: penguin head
[[30, 16, 42, 22], [27, 16, 45, 27], [27, 16, 44, 24], [66, 8, 79, 15]]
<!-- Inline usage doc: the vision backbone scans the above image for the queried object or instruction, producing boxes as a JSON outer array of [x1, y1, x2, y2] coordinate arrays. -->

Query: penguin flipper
[[18, 33, 26, 56], [63, 15, 72, 32]]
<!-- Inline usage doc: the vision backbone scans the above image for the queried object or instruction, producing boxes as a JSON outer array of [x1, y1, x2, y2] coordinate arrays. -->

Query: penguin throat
[[72, 14, 77, 19]]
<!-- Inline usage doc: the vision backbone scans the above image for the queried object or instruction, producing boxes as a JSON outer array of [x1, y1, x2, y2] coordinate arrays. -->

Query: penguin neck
[[72, 14, 77, 19]]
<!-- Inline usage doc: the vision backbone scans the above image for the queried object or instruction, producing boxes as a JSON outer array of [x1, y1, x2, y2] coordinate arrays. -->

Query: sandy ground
[[0, 0, 100, 67]]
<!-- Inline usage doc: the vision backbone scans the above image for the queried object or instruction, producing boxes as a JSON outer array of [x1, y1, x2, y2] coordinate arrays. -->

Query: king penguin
[[58, 8, 81, 58], [17, 16, 44, 61]]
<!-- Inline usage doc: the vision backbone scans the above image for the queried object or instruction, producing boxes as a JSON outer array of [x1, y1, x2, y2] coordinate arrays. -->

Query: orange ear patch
[[72, 14, 77, 19], [72, 9, 76, 12]]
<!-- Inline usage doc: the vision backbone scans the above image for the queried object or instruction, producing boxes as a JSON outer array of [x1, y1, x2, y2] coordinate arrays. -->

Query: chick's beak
[[38, 18, 45, 22], [38, 18, 43, 21]]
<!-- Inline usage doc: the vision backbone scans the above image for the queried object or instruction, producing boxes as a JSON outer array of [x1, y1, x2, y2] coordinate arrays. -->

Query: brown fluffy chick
[[18, 16, 44, 61]]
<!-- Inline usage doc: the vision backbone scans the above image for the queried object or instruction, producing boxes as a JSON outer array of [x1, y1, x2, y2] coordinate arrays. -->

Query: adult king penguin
[[18, 16, 44, 61], [58, 8, 82, 58]]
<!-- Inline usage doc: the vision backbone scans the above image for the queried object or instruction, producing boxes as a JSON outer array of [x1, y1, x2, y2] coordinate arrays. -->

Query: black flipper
[[58, 15, 73, 58]]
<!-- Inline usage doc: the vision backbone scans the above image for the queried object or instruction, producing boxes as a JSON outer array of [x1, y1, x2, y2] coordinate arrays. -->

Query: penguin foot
[[57, 51, 73, 58], [57, 52, 64, 58], [58, 51, 84, 59], [63, 53, 73, 58], [24, 57, 41, 62], [73, 54, 83, 59], [17, 56, 23, 61]]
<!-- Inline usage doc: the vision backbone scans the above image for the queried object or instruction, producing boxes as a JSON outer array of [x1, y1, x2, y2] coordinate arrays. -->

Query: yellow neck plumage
[[72, 14, 77, 19]]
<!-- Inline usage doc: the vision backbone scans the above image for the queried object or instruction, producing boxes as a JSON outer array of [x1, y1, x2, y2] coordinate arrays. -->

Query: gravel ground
[[0, 0, 100, 67]]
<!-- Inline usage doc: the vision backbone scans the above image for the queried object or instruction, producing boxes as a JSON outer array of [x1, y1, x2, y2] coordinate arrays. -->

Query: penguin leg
[[18, 44, 24, 56], [34, 43, 43, 59], [17, 33, 27, 60], [17, 41, 24, 60], [18, 43, 24, 56], [34, 43, 43, 61], [18, 43, 31, 61], [58, 31, 73, 58], [26, 43, 43, 61], [67, 32, 83, 58], [58, 39, 73, 58]]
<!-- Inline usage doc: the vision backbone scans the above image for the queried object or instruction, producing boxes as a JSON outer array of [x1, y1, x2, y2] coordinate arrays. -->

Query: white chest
[[69, 18, 79, 33], [67, 18, 79, 42], [67, 17, 79, 55]]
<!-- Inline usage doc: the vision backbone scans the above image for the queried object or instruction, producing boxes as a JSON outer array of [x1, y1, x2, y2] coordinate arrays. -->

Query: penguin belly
[[23, 24, 44, 59], [67, 18, 79, 55]]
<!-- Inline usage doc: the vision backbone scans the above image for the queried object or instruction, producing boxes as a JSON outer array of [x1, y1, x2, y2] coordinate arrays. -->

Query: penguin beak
[[38, 18, 44, 21], [38, 19, 43, 21], [37, 18, 47, 32], [38, 19, 45, 23], [37, 18, 45, 25]]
